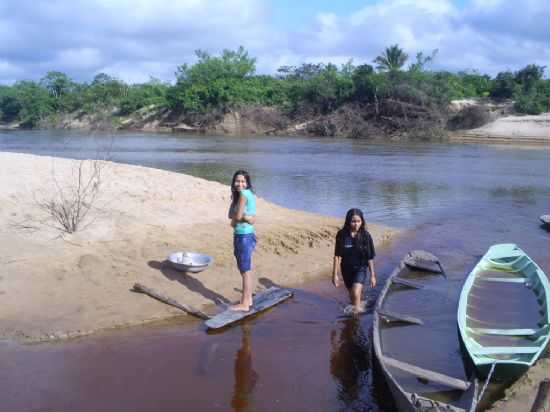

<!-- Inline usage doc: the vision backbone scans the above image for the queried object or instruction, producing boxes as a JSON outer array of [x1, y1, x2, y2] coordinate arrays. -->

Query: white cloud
[[271, 0, 550, 75], [0, 0, 271, 83], [0, 0, 549, 84], [54, 48, 104, 71]]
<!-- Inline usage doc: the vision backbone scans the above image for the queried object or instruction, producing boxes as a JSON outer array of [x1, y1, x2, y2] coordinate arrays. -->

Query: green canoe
[[458, 244, 550, 380]]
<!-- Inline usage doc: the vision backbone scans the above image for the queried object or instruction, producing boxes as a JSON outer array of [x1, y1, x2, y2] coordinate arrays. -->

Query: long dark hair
[[341, 208, 369, 255], [231, 169, 254, 207]]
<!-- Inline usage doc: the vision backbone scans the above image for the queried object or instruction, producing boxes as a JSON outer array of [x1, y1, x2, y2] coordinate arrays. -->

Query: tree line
[[0, 45, 548, 128]]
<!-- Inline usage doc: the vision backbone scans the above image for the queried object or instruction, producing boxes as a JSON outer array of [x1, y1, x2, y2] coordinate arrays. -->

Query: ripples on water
[[3, 131, 549, 229]]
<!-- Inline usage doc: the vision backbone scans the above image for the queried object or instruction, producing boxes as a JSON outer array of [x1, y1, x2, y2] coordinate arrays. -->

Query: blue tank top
[[233, 189, 256, 235]]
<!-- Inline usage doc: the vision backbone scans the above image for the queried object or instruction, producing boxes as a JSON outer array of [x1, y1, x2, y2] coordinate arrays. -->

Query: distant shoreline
[[3, 108, 550, 144]]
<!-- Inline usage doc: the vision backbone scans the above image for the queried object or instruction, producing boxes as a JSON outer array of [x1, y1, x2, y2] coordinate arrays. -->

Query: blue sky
[[0, 0, 548, 84]]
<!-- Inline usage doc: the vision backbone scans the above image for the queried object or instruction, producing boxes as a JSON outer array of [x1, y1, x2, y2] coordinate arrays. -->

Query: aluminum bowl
[[167, 251, 213, 273]]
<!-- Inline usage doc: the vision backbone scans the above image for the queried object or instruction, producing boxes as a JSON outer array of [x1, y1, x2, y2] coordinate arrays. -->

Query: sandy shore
[[487, 358, 550, 411], [0, 152, 397, 343], [450, 112, 550, 144]]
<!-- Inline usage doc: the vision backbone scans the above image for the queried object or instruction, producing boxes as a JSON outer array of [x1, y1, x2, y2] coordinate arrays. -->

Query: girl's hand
[[243, 215, 256, 224], [332, 273, 340, 287], [369, 274, 377, 288]]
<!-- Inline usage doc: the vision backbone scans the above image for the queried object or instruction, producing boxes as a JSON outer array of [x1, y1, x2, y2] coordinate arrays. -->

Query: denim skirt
[[234, 233, 257, 272]]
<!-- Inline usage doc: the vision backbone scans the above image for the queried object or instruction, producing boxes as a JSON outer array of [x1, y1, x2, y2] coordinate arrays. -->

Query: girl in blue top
[[228, 170, 257, 311]]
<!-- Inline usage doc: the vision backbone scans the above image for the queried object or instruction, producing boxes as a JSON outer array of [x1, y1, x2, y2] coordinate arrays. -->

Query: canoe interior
[[376, 262, 476, 411], [460, 244, 550, 372]]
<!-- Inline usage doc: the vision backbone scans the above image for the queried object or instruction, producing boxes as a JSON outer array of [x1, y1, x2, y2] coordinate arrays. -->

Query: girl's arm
[[231, 194, 247, 226], [332, 256, 341, 287], [368, 259, 376, 288]]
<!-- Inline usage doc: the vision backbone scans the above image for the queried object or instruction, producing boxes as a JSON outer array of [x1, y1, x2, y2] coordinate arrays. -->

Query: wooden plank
[[530, 379, 550, 412], [391, 277, 425, 289], [132, 283, 210, 320], [472, 346, 539, 356], [377, 309, 424, 325], [205, 287, 293, 329], [470, 328, 539, 336], [382, 355, 470, 391], [480, 277, 528, 283]]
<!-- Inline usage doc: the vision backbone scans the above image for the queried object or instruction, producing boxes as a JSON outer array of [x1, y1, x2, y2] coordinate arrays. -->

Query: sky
[[0, 0, 549, 84]]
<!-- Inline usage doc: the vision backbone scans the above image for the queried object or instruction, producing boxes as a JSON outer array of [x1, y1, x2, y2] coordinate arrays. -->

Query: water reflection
[[231, 325, 259, 412], [330, 318, 372, 411]]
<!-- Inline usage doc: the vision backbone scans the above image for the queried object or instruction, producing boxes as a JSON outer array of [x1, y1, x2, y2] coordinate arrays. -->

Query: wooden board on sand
[[205, 287, 293, 329]]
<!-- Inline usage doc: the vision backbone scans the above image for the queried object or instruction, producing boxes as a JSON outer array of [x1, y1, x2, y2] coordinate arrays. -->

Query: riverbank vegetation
[[0, 46, 548, 136]]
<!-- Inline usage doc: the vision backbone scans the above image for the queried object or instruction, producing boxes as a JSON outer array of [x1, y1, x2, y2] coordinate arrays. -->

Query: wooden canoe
[[373, 251, 478, 412], [458, 244, 550, 380]]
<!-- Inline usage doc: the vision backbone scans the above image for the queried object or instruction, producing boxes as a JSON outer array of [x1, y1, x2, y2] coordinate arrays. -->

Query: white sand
[[0, 152, 397, 342], [452, 112, 550, 143]]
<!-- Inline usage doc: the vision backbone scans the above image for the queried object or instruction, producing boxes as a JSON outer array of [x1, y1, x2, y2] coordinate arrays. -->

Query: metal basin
[[167, 251, 213, 273]]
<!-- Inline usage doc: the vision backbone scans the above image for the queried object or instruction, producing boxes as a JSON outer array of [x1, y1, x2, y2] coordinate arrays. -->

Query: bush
[[514, 93, 545, 115], [447, 105, 491, 130]]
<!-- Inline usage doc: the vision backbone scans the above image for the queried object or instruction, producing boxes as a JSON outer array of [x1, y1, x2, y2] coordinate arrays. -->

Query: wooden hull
[[373, 251, 478, 412], [458, 243, 550, 381]]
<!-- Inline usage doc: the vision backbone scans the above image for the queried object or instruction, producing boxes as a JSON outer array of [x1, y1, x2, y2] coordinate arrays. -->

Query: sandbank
[[450, 112, 550, 144], [0, 152, 397, 343]]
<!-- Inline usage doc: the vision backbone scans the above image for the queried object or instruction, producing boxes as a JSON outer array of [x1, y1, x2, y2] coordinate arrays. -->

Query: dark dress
[[334, 229, 376, 289]]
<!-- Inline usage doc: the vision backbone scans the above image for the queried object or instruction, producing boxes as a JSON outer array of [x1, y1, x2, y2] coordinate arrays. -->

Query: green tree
[[278, 62, 354, 113], [515, 64, 545, 93], [374, 44, 409, 72], [40, 71, 74, 99], [12, 81, 54, 127], [86, 73, 127, 107], [408, 50, 438, 73], [0, 86, 22, 122], [168, 47, 257, 111], [491, 71, 517, 99], [119, 78, 170, 115]]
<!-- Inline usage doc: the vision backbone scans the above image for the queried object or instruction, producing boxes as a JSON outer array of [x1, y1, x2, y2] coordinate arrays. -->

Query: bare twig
[[34, 158, 104, 234]]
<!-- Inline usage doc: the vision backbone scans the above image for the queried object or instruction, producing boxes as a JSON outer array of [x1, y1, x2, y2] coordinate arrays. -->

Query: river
[[1, 130, 549, 411]]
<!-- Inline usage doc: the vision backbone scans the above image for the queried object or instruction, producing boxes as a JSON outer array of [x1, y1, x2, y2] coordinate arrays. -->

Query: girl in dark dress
[[332, 208, 377, 313]]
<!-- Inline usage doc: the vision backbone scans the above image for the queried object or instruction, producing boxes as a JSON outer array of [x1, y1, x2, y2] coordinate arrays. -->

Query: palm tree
[[373, 45, 409, 72]]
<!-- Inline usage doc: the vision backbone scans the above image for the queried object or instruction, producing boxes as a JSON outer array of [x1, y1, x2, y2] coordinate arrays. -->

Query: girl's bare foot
[[353, 305, 366, 314], [230, 302, 252, 312]]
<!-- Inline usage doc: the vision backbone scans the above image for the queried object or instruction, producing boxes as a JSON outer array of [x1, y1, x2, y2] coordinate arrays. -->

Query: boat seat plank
[[381, 355, 470, 391], [480, 277, 528, 283], [476, 270, 523, 279], [377, 309, 424, 325], [471, 346, 539, 356], [470, 328, 539, 336], [487, 253, 525, 266], [473, 333, 541, 347], [391, 277, 425, 289]]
